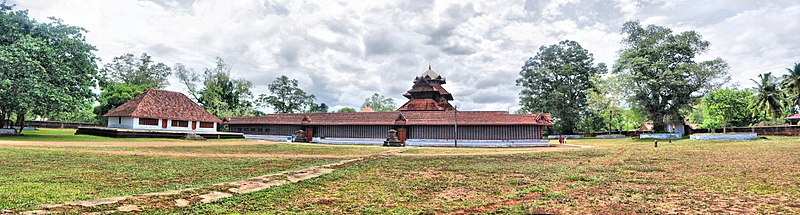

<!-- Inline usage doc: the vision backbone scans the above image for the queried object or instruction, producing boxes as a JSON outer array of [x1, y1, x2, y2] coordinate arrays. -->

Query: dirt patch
[[399, 145, 583, 157], [447, 182, 571, 215], [604, 147, 625, 166]]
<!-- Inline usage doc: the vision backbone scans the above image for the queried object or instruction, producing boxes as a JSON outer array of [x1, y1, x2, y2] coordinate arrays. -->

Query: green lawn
[[63, 143, 394, 156], [0, 128, 250, 142], [3, 136, 800, 213], [148, 137, 800, 214], [0, 148, 339, 210]]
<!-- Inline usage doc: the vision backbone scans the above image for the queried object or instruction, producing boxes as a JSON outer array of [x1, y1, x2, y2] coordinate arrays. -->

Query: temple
[[398, 66, 455, 111], [225, 67, 553, 146]]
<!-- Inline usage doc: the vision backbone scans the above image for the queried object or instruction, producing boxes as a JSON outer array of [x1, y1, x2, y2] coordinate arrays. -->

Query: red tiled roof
[[786, 113, 800, 119], [103, 89, 222, 123], [397, 99, 447, 111], [225, 111, 553, 126]]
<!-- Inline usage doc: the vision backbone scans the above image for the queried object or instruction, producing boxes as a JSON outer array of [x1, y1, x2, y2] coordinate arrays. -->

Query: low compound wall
[[690, 133, 758, 140], [546, 135, 584, 139], [25, 121, 95, 129], [640, 133, 682, 139], [596, 135, 626, 139]]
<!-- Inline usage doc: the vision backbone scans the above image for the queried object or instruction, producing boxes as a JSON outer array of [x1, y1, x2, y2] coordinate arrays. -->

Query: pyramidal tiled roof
[[103, 89, 222, 123]]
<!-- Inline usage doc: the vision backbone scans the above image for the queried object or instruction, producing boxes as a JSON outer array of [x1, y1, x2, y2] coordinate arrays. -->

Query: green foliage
[[176, 58, 258, 118], [0, 4, 98, 131], [361, 93, 397, 112], [257, 75, 324, 113], [587, 76, 627, 133], [93, 83, 151, 124], [700, 88, 754, 130], [613, 21, 729, 132], [516, 40, 606, 134], [99, 53, 171, 88], [751, 72, 787, 122], [337, 107, 357, 113], [307, 103, 329, 113], [781, 62, 800, 109]]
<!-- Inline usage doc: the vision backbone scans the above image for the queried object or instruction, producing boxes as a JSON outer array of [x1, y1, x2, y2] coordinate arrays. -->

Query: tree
[[0, 4, 98, 133], [751, 72, 786, 123], [516, 40, 606, 134], [93, 83, 151, 124], [613, 21, 729, 132], [175, 58, 257, 118], [781, 62, 800, 110], [307, 103, 329, 113], [700, 88, 754, 132], [587, 76, 625, 134], [99, 53, 172, 88], [361, 93, 397, 112], [257, 75, 322, 114], [337, 107, 357, 113]]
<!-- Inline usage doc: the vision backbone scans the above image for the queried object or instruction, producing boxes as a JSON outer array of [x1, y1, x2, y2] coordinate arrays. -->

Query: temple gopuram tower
[[397, 66, 456, 111]]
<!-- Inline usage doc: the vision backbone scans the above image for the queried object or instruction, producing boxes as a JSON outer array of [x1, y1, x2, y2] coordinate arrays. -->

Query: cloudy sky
[[10, 0, 800, 112]]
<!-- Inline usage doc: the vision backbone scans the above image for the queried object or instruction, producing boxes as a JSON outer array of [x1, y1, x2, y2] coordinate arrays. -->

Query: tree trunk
[[652, 115, 667, 133], [15, 112, 25, 134], [723, 116, 727, 133]]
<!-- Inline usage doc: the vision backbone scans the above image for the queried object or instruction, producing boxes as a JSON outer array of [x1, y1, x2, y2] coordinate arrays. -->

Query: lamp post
[[454, 105, 458, 148]]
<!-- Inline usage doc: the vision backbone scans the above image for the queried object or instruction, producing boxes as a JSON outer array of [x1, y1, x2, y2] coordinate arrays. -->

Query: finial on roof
[[428, 64, 431, 70]]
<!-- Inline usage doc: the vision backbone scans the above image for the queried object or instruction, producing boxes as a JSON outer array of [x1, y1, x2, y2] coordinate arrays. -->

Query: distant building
[[225, 67, 553, 143], [786, 114, 800, 125], [103, 89, 221, 132]]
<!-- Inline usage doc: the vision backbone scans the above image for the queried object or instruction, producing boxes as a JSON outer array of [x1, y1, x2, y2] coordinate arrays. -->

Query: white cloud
[[9, 0, 800, 113]]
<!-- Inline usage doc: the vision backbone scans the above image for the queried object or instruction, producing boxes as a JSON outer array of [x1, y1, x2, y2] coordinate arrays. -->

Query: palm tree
[[751, 72, 786, 123], [781, 62, 800, 109]]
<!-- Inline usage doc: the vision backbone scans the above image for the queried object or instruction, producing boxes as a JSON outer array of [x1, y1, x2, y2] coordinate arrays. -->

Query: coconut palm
[[781, 62, 800, 108], [751, 72, 786, 122]]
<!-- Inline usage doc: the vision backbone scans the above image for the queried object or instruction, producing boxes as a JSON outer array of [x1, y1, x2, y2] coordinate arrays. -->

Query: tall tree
[[175, 58, 257, 118], [361, 93, 397, 112], [0, 4, 98, 132], [516, 40, 606, 134], [99, 53, 172, 88], [257, 75, 322, 114], [700, 88, 754, 132], [587, 76, 626, 133], [751, 72, 786, 123], [614, 21, 729, 132], [781, 62, 800, 110]]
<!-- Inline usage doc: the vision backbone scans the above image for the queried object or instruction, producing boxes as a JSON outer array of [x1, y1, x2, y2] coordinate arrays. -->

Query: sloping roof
[[397, 99, 448, 111], [786, 113, 800, 119], [225, 111, 554, 126], [103, 89, 222, 123]]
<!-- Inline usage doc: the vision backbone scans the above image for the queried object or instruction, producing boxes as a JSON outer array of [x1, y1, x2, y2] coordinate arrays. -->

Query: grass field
[[2, 133, 799, 213], [0, 148, 339, 210], [0, 128, 249, 142]]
